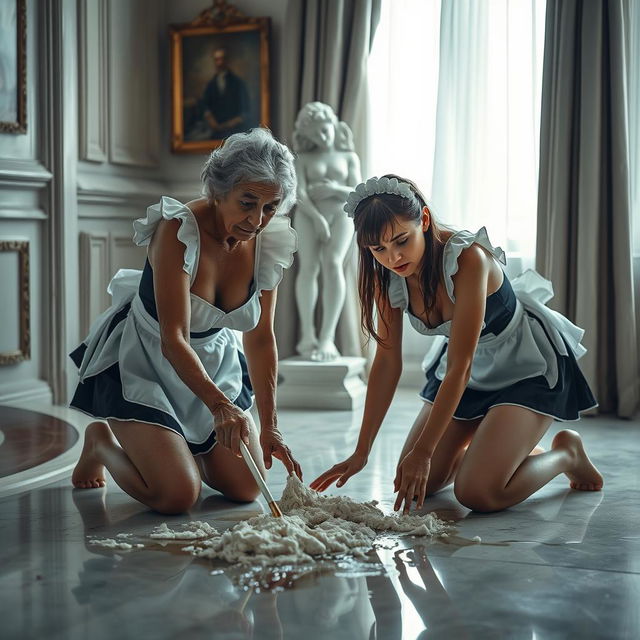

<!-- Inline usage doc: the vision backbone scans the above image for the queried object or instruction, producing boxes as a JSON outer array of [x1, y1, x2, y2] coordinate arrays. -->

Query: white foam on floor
[[166, 475, 450, 565], [89, 538, 144, 550], [87, 477, 451, 566]]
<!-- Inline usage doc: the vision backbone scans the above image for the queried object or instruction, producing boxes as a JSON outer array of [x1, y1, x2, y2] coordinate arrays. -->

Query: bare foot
[[72, 422, 110, 489], [552, 429, 604, 491], [296, 337, 318, 360], [310, 340, 340, 362], [530, 445, 545, 455]]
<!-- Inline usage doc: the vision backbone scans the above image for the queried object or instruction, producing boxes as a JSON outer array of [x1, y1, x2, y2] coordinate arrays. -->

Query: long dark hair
[[353, 174, 445, 346]]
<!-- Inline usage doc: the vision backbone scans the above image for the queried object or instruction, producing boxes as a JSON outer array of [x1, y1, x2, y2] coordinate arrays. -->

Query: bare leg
[[294, 213, 320, 357], [398, 402, 480, 495], [72, 420, 201, 514], [313, 253, 344, 362], [312, 215, 354, 362], [454, 406, 603, 512], [196, 411, 263, 502]]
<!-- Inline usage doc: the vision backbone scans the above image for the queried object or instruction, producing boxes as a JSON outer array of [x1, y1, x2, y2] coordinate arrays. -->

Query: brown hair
[[353, 174, 445, 345]]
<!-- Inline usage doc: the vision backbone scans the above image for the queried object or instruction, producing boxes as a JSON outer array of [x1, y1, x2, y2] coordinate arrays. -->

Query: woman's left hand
[[260, 428, 303, 479], [393, 449, 431, 514]]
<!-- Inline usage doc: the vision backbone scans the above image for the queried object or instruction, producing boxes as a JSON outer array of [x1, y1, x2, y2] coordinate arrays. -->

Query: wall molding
[[0, 207, 47, 220], [44, 0, 79, 404], [0, 379, 52, 405], [77, 171, 167, 208], [0, 239, 31, 366], [0, 159, 53, 188], [78, 0, 108, 162]]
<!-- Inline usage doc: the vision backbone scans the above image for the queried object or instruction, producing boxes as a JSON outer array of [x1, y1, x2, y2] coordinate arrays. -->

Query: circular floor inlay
[[0, 407, 79, 477]]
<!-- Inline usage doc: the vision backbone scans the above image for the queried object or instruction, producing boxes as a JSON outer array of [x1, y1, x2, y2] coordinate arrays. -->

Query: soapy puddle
[[88, 476, 456, 589]]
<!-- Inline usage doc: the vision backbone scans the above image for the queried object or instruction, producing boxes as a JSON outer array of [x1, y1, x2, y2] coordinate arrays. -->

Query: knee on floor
[[425, 473, 451, 496], [453, 481, 503, 513], [151, 480, 201, 515], [220, 482, 260, 504]]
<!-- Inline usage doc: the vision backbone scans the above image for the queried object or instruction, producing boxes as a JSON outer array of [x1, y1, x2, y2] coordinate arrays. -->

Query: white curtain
[[367, 0, 441, 379], [370, 0, 546, 269], [630, 0, 639, 257], [367, 0, 546, 384], [628, 0, 640, 408], [431, 0, 546, 274], [367, 0, 441, 193]]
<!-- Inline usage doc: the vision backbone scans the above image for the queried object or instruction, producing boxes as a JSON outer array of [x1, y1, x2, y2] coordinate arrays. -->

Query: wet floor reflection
[[1, 393, 638, 639]]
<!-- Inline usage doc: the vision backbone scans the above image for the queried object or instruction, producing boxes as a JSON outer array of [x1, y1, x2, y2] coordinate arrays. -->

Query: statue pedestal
[[277, 356, 367, 411]]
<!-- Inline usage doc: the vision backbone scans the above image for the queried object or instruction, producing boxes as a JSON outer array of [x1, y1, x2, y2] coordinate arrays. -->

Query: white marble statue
[[292, 102, 362, 361]]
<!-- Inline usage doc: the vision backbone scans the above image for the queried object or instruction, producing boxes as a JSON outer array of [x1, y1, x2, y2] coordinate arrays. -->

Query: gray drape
[[537, 0, 640, 417], [275, 0, 381, 360]]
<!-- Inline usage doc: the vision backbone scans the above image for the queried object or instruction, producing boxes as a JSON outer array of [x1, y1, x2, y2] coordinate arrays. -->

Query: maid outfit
[[388, 227, 597, 420], [70, 196, 297, 454]]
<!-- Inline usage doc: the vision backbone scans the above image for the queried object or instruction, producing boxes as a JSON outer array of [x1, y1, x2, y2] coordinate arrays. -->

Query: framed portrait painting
[[170, 4, 270, 154], [0, 0, 27, 133]]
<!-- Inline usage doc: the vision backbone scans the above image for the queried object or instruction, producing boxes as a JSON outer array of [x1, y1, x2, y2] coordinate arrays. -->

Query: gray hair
[[200, 128, 297, 214]]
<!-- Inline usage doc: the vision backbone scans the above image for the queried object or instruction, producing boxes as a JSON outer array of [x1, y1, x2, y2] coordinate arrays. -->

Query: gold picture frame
[[0, 0, 26, 134], [170, 1, 270, 154], [0, 240, 30, 365]]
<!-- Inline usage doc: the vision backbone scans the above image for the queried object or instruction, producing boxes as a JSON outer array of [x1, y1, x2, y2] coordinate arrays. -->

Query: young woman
[[310, 175, 603, 513], [70, 128, 302, 513]]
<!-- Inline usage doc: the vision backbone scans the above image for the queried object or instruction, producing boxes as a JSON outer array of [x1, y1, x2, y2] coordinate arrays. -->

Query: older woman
[[70, 128, 302, 514]]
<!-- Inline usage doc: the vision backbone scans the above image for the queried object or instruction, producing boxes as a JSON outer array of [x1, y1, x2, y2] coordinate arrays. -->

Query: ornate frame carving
[[0, 240, 30, 365], [0, 0, 27, 134], [170, 0, 270, 153]]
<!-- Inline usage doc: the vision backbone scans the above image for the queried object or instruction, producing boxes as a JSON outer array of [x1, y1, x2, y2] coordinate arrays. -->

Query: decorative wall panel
[[79, 231, 145, 335], [0, 240, 30, 365], [78, 0, 108, 162], [79, 232, 109, 336]]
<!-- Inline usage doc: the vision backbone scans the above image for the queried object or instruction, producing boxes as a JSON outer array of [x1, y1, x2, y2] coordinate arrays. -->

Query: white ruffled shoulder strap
[[387, 272, 408, 310], [132, 197, 199, 281], [255, 214, 297, 293], [443, 226, 506, 302]]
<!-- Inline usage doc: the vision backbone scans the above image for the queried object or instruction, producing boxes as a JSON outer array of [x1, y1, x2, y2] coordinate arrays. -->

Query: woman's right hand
[[309, 451, 368, 492], [211, 402, 251, 457]]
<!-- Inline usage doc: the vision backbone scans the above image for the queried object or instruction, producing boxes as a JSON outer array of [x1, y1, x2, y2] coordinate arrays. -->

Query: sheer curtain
[[367, 0, 546, 384], [631, 0, 639, 258], [367, 0, 441, 194], [432, 0, 546, 275], [628, 0, 640, 409]]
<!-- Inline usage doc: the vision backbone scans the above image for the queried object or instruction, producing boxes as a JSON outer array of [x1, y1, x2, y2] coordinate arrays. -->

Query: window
[[368, 0, 546, 272]]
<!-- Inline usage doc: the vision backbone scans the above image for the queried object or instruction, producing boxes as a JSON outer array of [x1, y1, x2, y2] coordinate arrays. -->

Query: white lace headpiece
[[343, 176, 414, 218]]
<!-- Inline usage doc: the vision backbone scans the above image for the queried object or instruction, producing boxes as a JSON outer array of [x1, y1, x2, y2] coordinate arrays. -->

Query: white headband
[[343, 176, 414, 218]]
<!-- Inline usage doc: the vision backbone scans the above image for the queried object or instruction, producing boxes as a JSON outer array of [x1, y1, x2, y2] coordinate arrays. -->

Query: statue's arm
[[294, 156, 326, 223], [347, 151, 363, 187], [328, 151, 363, 199]]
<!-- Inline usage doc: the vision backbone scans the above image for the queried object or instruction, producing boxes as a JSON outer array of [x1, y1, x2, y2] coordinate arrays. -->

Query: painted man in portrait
[[200, 47, 250, 138]]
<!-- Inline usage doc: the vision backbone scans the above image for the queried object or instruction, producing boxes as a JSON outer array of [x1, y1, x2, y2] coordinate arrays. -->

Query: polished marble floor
[[0, 390, 638, 639]]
